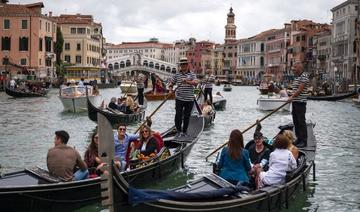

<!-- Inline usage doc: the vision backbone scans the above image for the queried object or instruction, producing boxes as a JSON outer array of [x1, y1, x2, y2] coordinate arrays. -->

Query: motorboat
[[59, 85, 99, 112], [257, 95, 291, 111]]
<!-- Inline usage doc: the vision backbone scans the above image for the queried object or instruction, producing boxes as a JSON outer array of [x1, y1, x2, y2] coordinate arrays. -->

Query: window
[[87, 28, 90, 34], [45, 58, 52, 67], [64, 55, 71, 63], [70, 28, 76, 34], [4, 19, 10, 29], [301, 35, 306, 41], [39, 59, 42, 65], [3, 57, 9, 65], [77, 28, 86, 34], [296, 36, 300, 42], [65, 43, 70, 50], [19, 37, 29, 51], [77, 43, 81, 51], [76, 55, 81, 63], [45, 37, 52, 52], [20, 58, 27, 65], [21, 20, 28, 29], [1, 37, 11, 50], [39, 20, 42, 30], [39, 38, 43, 51]]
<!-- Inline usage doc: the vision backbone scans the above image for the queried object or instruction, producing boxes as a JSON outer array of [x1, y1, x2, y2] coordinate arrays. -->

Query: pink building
[[0, 1, 57, 78], [186, 41, 215, 74]]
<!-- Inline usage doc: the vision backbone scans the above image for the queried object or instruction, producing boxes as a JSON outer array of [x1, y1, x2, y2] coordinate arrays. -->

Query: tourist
[[138, 125, 158, 157], [114, 124, 139, 171], [217, 129, 251, 186], [9, 78, 16, 90], [288, 62, 309, 148], [108, 97, 121, 111], [47, 130, 88, 181], [248, 131, 271, 172], [84, 132, 106, 177], [215, 91, 223, 98], [136, 73, 145, 106], [202, 99, 213, 117], [279, 86, 288, 98], [282, 130, 299, 160], [168, 57, 199, 137], [78, 78, 85, 87], [255, 134, 297, 189], [203, 69, 215, 104], [155, 77, 165, 93]]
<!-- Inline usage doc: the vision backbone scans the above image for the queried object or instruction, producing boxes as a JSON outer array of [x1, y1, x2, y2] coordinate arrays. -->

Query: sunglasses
[[118, 128, 126, 131], [141, 130, 149, 133], [254, 137, 262, 140], [94, 136, 99, 139]]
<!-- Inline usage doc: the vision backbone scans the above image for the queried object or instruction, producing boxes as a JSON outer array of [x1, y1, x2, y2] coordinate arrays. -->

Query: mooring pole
[[98, 113, 115, 212]]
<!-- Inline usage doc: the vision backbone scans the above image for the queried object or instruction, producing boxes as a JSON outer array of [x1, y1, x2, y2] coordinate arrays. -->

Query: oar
[[121, 80, 136, 98], [205, 101, 290, 161], [134, 86, 179, 134]]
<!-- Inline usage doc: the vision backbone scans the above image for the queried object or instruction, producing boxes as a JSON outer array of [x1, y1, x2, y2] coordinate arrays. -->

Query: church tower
[[224, 7, 236, 44]]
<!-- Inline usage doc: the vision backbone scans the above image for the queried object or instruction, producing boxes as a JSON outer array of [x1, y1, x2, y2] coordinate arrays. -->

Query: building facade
[[331, 0, 358, 88], [0, 2, 57, 78], [54, 14, 104, 67], [186, 41, 215, 74], [312, 30, 332, 82]]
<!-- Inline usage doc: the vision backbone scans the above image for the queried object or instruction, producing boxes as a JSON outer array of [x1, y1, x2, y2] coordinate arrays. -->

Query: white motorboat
[[59, 85, 99, 112], [353, 97, 360, 107], [120, 81, 137, 94], [257, 96, 291, 111]]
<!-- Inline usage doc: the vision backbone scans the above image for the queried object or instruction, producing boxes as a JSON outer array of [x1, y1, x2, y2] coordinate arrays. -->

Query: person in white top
[[78, 78, 85, 87], [10, 79, 16, 90], [255, 133, 297, 189]]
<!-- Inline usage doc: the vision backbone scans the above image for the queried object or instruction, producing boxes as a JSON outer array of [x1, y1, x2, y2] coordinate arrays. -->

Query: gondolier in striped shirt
[[168, 57, 199, 137], [288, 62, 309, 148], [136, 73, 145, 106], [202, 69, 215, 104]]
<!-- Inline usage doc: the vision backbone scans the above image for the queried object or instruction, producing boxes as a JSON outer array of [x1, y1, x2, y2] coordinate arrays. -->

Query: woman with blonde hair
[[138, 125, 157, 157], [282, 130, 299, 160]]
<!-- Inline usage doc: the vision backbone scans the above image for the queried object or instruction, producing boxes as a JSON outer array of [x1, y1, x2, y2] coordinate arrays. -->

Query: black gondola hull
[[5, 87, 49, 98], [213, 99, 226, 110], [307, 91, 356, 101]]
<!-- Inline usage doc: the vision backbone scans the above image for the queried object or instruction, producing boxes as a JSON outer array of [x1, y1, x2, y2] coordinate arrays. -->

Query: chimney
[[49, 11, 52, 17]]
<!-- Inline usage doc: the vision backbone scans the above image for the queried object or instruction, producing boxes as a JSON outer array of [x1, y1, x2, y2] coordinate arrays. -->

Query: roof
[[53, 14, 101, 27], [331, 0, 357, 12], [108, 41, 173, 49], [0, 2, 44, 16]]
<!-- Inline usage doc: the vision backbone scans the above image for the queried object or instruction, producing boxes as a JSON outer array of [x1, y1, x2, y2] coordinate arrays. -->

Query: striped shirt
[[136, 76, 145, 89], [203, 74, 215, 89], [292, 72, 309, 102], [169, 71, 197, 102]]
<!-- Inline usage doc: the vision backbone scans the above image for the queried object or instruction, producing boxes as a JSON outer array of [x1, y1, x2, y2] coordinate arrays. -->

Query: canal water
[[0, 86, 359, 212]]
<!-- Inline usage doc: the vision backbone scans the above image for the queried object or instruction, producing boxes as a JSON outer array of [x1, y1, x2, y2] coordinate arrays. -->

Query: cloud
[[16, 0, 345, 44]]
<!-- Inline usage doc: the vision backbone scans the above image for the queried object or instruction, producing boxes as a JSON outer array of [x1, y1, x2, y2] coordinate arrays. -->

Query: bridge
[[107, 53, 177, 79]]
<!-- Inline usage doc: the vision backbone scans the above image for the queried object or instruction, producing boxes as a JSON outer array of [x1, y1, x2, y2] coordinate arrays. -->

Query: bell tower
[[225, 7, 236, 44]]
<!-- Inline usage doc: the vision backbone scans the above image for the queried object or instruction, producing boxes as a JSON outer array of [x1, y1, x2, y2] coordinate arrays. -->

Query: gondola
[[87, 96, 145, 126], [0, 101, 204, 212], [307, 90, 356, 101], [196, 90, 216, 128], [5, 86, 49, 97], [144, 90, 175, 101], [111, 122, 317, 212], [223, 84, 232, 92]]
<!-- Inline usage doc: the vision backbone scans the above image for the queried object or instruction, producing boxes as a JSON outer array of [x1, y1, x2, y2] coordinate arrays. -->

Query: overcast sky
[[18, 0, 345, 44]]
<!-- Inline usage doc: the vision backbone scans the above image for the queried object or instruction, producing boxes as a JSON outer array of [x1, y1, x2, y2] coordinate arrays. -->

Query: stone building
[[222, 7, 238, 81], [186, 40, 215, 74], [0, 1, 57, 79], [331, 0, 358, 89]]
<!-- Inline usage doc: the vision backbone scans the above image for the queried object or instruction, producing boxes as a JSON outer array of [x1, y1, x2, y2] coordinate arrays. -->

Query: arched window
[[171, 68, 177, 73], [166, 66, 171, 72], [143, 60, 148, 66], [155, 63, 160, 69], [149, 62, 154, 68], [108, 64, 113, 70], [120, 61, 125, 68], [126, 60, 131, 67], [114, 62, 119, 69], [160, 65, 165, 70]]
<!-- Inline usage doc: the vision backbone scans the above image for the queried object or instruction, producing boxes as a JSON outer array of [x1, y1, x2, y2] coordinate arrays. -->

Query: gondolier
[[288, 62, 309, 148], [203, 69, 215, 104], [136, 73, 145, 106], [168, 57, 199, 137]]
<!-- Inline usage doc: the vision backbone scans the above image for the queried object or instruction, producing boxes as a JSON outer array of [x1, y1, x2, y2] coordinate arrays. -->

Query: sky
[[17, 0, 346, 44]]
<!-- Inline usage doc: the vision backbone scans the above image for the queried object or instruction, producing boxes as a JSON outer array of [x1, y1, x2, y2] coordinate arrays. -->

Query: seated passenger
[[282, 130, 299, 160], [279, 86, 288, 98], [155, 77, 165, 93], [47, 130, 88, 181], [139, 125, 158, 157], [124, 96, 135, 114], [217, 129, 252, 186], [255, 134, 297, 189], [114, 124, 139, 171], [108, 97, 121, 111], [84, 132, 106, 177], [202, 100, 213, 117], [215, 91, 223, 98], [248, 131, 271, 173]]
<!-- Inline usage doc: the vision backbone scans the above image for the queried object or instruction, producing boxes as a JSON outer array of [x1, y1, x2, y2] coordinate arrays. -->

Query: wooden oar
[[121, 80, 136, 98], [134, 86, 179, 134], [205, 101, 290, 161]]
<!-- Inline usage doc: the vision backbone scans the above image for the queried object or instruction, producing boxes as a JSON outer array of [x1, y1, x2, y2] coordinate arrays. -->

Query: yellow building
[[53, 14, 104, 82]]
